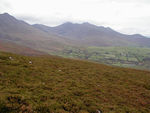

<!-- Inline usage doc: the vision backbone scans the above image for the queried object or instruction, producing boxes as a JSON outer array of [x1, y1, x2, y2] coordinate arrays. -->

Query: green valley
[[56, 47, 150, 70]]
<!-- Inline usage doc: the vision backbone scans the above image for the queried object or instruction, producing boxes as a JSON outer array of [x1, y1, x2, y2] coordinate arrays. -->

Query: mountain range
[[33, 22, 150, 47], [0, 13, 150, 55]]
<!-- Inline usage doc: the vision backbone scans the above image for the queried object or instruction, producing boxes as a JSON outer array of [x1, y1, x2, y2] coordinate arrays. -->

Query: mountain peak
[[133, 34, 143, 37], [131, 34, 146, 38], [63, 22, 74, 25], [62, 22, 92, 26], [82, 22, 91, 25], [3, 12, 10, 15], [61, 22, 97, 28], [0, 13, 15, 19], [0, 13, 11, 16]]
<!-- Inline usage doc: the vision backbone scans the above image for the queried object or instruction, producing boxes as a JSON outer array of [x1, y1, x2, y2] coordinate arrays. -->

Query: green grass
[[0, 51, 150, 113], [56, 46, 150, 70]]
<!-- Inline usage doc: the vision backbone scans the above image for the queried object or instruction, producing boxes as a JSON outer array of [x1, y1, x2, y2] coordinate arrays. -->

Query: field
[[56, 46, 150, 70], [0, 52, 150, 113]]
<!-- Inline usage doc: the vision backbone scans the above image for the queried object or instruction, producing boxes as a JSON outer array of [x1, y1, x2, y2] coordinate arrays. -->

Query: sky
[[0, 0, 150, 36]]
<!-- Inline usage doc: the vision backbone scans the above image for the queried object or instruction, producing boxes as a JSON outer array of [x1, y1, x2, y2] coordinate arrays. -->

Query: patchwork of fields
[[57, 47, 150, 70]]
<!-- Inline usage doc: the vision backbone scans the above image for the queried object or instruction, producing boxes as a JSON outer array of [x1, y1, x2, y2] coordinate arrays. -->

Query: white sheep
[[9, 56, 14, 60], [29, 61, 32, 64], [9, 56, 12, 60]]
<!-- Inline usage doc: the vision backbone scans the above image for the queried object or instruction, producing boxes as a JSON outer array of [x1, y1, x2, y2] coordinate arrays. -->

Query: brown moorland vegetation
[[0, 40, 46, 56], [0, 51, 150, 113]]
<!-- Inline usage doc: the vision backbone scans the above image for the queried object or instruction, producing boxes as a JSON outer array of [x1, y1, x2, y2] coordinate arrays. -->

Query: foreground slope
[[0, 52, 150, 113]]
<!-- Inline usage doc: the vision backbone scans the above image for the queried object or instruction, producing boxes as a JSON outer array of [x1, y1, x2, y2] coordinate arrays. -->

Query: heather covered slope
[[0, 40, 46, 56], [0, 52, 150, 113]]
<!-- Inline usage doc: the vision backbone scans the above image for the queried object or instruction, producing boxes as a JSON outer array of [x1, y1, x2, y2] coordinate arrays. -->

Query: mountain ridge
[[33, 22, 150, 47], [33, 22, 147, 38]]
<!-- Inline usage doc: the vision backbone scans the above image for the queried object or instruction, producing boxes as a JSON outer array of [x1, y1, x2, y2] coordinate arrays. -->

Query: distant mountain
[[33, 22, 150, 47], [0, 13, 74, 54]]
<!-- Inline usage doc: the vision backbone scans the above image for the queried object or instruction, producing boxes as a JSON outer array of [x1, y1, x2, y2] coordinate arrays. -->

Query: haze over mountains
[[0, 13, 150, 55]]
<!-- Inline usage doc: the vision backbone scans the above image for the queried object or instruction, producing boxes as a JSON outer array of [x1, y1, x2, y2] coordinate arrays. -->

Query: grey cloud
[[16, 15, 42, 23], [104, 0, 150, 3], [15, 15, 68, 26], [0, 0, 12, 13]]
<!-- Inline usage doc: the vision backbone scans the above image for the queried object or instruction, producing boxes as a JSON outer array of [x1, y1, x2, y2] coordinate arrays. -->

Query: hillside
[[0, 52, 150, 113], [0, 40, 46, 56], [33, 22, 150, 47]]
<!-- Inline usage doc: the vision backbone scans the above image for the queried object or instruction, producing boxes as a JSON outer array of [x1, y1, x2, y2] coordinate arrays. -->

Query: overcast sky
[[0, 0, 150, 36]]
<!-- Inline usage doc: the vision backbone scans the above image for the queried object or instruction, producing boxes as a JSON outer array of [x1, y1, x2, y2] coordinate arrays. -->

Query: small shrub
[[35, 106, 50, 113], [0, 101, 11, 113], [143, 84, 150, 90]]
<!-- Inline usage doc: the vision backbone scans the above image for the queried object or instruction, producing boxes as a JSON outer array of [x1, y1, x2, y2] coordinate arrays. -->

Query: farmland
[[57, 47, 150, 70]]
